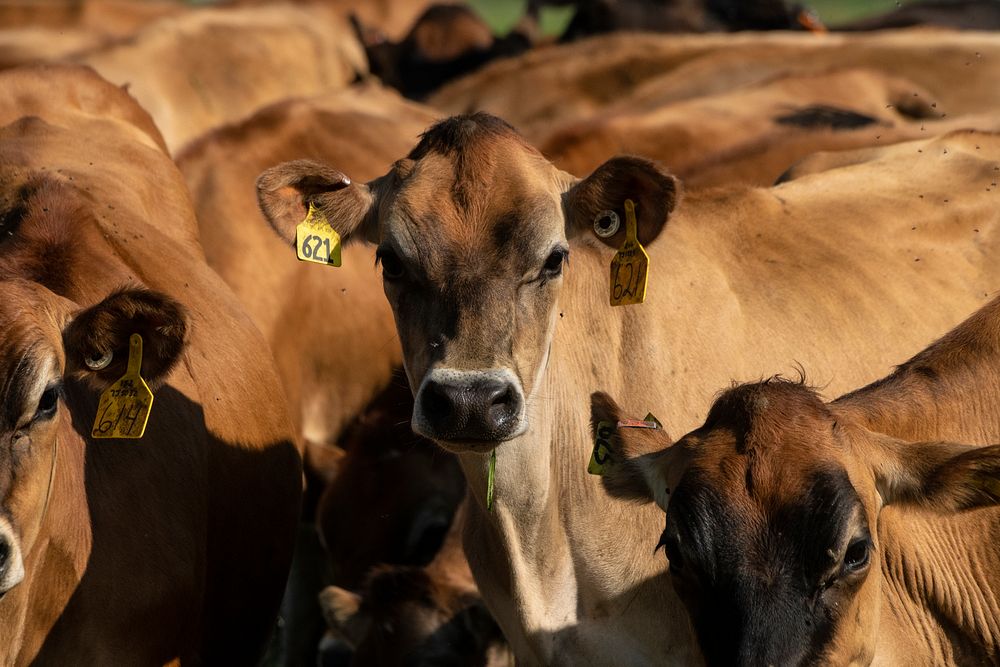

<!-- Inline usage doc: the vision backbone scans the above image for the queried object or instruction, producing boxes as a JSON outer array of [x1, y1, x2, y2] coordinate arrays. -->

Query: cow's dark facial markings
[[376, 246, 406, 281]]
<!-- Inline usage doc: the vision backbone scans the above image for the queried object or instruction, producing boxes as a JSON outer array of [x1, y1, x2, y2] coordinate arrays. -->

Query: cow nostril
[[492, 386, 515, 408], [0, 540, 8, 571], [422, 382, 452, 420]]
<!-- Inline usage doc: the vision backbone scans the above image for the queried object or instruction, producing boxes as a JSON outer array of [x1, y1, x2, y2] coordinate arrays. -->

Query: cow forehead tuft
[[701, 379, 833, 455], [407, 112, 528, 161]]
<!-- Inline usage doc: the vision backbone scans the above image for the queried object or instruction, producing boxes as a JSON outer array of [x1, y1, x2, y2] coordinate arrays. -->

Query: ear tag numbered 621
[[296, 202, 342, 267], [92, 334, 154, 439], [609, 199, 649, 307]]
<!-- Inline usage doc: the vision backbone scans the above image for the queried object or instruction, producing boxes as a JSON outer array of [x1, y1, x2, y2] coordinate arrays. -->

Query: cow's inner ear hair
[[564, 156, 680, 250]]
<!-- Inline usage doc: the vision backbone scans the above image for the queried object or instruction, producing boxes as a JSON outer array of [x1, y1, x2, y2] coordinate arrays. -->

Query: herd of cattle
[[2, 0, 1000, 665]]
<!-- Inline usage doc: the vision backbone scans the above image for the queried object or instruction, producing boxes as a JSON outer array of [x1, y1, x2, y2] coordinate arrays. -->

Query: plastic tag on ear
[[92, 334, 154, 439], [296, 202, 342, 267], [588, 420, 615, 476], [610, 199, 649, 307]]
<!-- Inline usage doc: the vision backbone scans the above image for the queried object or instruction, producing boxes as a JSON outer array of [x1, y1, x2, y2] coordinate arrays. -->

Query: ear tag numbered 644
[[296, 202, 342, 267], [609, 199, 649, 307], [92, 334, 155, 439]]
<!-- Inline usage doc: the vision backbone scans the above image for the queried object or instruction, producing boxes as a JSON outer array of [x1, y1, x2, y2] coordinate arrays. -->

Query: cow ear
[[256, 159, 377, 246], [873, 438, 1000, 512], [565, 156, 680, 249], [63, 288, 186, 390], [590, 392, 676, 508], [319, 586, 371, 648]]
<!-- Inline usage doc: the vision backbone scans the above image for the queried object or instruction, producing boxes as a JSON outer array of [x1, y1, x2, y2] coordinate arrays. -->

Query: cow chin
[[411, 367, 527, 451]]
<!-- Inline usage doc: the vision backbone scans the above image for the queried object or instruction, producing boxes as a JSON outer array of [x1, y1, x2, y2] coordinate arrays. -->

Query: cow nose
[[418, 376, 522, 442], [0, 521, 25, 595]]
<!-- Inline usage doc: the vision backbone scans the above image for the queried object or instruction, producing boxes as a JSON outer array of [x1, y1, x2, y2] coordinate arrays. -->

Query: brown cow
[[540, 67, 998, 185], [256, 113, 1000, 662], [357, 3, 534, 100], [0, 0, 182, 34], [0, 63, 301, 664], [429, 30, 1000, 144], [593, 294, 1000, 665], [177, 83, 441, 665], [320, 502, 510, 667], [75, 3, 367, 152]]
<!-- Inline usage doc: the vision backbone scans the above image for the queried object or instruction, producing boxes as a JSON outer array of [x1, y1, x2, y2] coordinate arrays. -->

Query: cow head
[[257, 113, 678, 452], [0, 281, 186, 596], [592, 383, 1000, 666]]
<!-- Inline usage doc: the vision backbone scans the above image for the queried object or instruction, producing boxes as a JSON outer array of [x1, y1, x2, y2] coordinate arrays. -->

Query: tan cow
[[177, 81, 437, 459], [75, 3, 367, 152], [593, 294, 1000, 665], [429, 30, 1000, 145], [0, 63, 301, 664], [0, 0, 182, 34], [541, 67, 1000, 186], [255, 112, 1000, 663]]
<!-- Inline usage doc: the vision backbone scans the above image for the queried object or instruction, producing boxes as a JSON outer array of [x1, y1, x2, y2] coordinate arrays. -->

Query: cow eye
[[35, 385, 61, 421], [377, 248, 405, 280], [843, 538, 871, 573], [541, 248, 568, 278]]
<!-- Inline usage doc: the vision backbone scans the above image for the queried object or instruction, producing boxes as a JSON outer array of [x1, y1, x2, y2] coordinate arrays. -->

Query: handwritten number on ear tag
[[92, 334, 154, 439], [588, 421, 615, 476], [610, 199, 649, 307], [296, 202, 342, 267]]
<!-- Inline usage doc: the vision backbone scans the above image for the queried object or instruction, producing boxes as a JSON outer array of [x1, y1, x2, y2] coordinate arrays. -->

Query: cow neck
[[878, 508, 1000, 661]]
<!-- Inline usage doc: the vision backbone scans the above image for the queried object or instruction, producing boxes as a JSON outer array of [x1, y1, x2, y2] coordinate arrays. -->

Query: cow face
[[258, 113, 677, 452], [0, 281, 185, 597], [592, 384, 1000, 666]]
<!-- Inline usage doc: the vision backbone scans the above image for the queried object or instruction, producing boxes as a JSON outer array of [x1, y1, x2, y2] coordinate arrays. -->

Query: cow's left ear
[[565, 156, 680, 249], [873, 437, 1000, 512], [63, 288, 187, 390], [319, 586, 370, 648], [590, 392, 677, 509]]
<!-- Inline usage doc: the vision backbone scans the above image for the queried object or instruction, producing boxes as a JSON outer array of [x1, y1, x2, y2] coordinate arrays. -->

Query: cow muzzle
[[0, 516, 24, 596], [412, 368, 525, 449]]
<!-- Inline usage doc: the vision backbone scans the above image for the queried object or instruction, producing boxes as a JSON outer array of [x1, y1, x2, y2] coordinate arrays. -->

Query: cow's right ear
[[256, 159, 377, 245], [590, 392, 676, 509]]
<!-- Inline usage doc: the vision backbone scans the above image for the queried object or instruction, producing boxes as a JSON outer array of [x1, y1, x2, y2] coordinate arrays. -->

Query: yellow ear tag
[[609, 199, 649, 306], [588, 420, 615, 476], [296, 202, 342, 267], [91, 334, 154, 439], [587, 413, 661, 476]]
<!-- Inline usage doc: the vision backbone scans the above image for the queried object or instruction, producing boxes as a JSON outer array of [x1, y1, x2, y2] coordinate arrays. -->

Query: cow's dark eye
[[377, 248, 405, 280], [541, 248, 568, 279], [35, 385, 60, 421], [843, 538, 871, 573]]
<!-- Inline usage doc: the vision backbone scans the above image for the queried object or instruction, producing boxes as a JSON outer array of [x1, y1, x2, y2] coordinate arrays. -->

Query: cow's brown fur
[[597, 296, 1000, 665], [256, 113, 1000, 663], [73, 3, 367, 151], [0, 63, 301, 664]]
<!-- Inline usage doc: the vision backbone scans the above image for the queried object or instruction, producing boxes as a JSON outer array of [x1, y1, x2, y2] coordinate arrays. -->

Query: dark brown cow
[[255, 112, 1000, 662], [0, 63, 301, 664], [319, 502, 510, 667], [357, 3, 533, 100], [594, 294, 1000, 665], [529, 0, 822, 40]]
